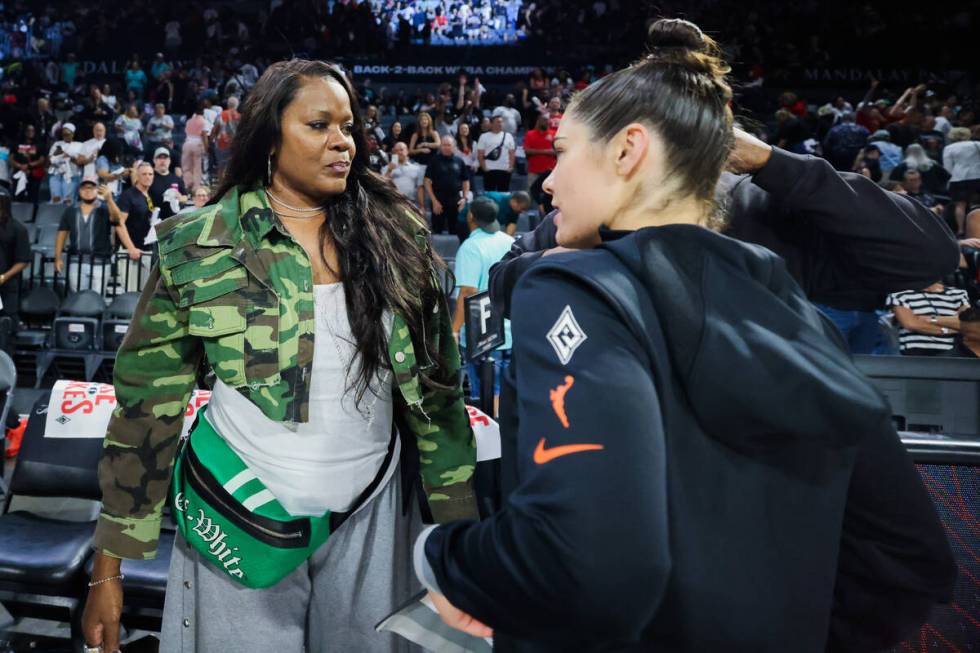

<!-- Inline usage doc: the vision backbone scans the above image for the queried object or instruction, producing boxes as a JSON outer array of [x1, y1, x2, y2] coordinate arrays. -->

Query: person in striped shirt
[[886, 282, 974, 356]]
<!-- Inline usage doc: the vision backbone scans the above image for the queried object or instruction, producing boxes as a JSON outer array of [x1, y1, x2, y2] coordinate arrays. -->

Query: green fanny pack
[[169, 407, 396, 589]]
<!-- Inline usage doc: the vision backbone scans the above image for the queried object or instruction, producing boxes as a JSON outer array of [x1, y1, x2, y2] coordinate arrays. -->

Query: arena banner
[[41, 380, 502, 461], [351, 63, 548, 80]]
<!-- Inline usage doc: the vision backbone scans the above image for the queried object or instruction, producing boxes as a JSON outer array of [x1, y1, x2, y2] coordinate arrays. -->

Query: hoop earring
[[267, 154, 273, 185]]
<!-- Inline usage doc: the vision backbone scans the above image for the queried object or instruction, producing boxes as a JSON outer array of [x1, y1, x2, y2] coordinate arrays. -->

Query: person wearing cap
[[148, 147, 187, 222], [477, 114, 516, 191], [452, 195, 514, 400], [55, 176, 115, 292], [47, 122, 85, 204]]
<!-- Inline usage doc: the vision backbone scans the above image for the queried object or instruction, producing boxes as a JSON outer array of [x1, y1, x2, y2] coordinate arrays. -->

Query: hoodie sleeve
[[488, 212, 558, 319], [748, 147, 960, 294], [421, 264, 670, 641]]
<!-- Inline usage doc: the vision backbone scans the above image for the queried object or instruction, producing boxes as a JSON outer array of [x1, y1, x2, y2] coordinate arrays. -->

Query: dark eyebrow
[[309, 110, 354, 122]]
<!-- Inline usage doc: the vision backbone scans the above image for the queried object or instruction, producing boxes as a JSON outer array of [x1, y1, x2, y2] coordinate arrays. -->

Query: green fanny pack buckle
[[170, 408, 397, 589]]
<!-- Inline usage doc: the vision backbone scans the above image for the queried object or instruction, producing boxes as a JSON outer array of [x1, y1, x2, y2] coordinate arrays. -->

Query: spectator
[[150, 53, 170, 81], [523, 114, 557, 191], [477, 115, 517, 191], [54, 176, 114, 292], [191, 186, 210, 209], [852, 145, 882, 182], [465, 190, 531, 236], [943, 127, 980, 235], [82, 84, 115, 127], [384, 141, 424, 207], [182, 101, 209, 192], [213, 96, 240, 175], [47, 122, 84, 204], [102, 84, 119, 113], [424, 135, 471, 237], [29, 97, 57, 151], [108, 161, 154, 291], [492, 95, 521, 136], [455, 122, 478, 171], [78, 121, 107, 179], [146, 103, 175, 154], [408, 110, 440, 169], [0, 193, 31, 326], [821, 111, 869, 172], [451, 196, 513, 400], [900, 170, 942, 215], [95, 139, 129, 200], [10, 124, 45, 203], [364, 133, 389, 173], [148, 148, 187, 222], [164, 19, 182, 53], [889, 144, 950, 196], [867, 130, 903, 175], [124, 60, 148, 102], [887, 281, 973, 357], [114, 103, 144, 157], [381, 121, 405, 153], [363, 104, 385, 142]]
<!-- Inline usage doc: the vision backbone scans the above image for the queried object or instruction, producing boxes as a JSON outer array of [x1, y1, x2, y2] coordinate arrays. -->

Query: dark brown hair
[[567, 18, 734, 226], [211, 59, 449, 404]]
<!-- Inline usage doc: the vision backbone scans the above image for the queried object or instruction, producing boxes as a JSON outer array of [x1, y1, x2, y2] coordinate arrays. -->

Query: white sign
[[467, 405, 500, 462], [44, 379, 211, 439]]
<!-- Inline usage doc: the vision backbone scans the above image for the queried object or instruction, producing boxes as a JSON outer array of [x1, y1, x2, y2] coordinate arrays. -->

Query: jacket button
[[184, 580, 192, 589], [183, 618, 191, 628], [394, 352, 406, 363]]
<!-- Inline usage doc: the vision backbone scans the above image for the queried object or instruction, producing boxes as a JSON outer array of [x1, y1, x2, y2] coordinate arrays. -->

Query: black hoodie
[[422, 224, 956, 652]]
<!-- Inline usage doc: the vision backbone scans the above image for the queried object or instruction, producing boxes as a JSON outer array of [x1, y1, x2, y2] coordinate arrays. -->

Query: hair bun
[[647, 18, 708, 53]]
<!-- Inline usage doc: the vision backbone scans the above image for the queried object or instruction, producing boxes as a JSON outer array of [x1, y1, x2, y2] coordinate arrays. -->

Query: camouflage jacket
[[94, 185, 477, 560]]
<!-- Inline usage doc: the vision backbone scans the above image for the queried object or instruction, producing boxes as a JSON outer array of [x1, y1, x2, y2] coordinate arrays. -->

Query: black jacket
[[424, 225, 956, 652], [489, 148, 960, 317]]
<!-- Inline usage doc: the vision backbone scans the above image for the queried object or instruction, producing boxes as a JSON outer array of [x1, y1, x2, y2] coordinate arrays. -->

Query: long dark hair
[[211, 59, 449, 404], [0, 194, 11, 227], [568, 18, 734, 227]]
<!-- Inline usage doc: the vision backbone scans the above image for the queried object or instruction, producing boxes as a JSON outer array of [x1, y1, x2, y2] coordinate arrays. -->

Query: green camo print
[[94, 185, 476, 560]]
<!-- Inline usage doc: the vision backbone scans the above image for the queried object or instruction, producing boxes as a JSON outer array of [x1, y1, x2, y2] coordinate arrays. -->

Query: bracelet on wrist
[[88, 573, 125, 587]]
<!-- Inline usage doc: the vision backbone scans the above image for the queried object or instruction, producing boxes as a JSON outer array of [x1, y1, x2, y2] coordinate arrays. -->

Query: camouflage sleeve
[[416, 292, 479, 523], [93, 264, 203, 560]]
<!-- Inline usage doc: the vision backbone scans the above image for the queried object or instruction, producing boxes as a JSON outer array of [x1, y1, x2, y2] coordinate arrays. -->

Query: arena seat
[[0, 391, 102, 648], [102, 292, 141, 352], [0, 350, 14, 496], [35, 290, 107, 385], [15, 286, 60, 350], [11, 201, 35, 223], [431, 233, 461, 260], [33, 202, 64, 227]]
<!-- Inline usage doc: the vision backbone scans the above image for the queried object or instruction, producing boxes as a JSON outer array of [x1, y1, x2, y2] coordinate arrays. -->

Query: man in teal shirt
[[452, 196, 514, 399], [459, 190, 531, 236]]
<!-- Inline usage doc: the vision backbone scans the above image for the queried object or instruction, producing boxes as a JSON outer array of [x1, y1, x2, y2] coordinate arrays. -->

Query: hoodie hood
[[602, 224, 892, 453]]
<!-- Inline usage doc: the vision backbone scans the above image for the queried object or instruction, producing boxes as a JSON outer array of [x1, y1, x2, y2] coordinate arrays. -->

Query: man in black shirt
[[424, 135, 471, 238], [109, 162, 155, 291], [147, 147, 188, 221], [0, 192, 32, 325], [55, 176, 115, 292]]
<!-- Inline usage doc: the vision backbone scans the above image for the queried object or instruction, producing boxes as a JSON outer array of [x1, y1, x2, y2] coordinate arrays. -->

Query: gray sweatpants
[[160, 467, 423, 652]]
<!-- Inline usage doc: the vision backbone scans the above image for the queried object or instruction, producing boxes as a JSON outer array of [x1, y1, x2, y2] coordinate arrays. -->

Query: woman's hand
[[82, 553, 125, 653], [427, 591, 493, 639], [726, 128, 773, 174]]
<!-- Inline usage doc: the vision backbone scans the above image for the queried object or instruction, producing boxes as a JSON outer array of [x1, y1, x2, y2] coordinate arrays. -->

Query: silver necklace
[[265, 188, 326, 214]]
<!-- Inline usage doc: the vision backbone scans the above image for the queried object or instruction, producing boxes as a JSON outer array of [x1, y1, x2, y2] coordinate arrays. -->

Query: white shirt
[[477, 131, 516, 172], [387, 159, 424, 199], [943, 140, 980, 183], [48, 139, 84, 178], [81, 137, 105, 178], [206, 284, 396, 517]]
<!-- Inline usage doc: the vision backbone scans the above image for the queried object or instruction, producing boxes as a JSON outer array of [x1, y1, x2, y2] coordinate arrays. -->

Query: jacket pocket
[[188, 296, 248, 388], [243, 291, 281, 387]]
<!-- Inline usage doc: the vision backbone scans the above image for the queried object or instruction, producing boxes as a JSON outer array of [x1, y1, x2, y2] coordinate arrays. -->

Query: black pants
[[483, 170, 512, 192], [431, 192, 460, 236]]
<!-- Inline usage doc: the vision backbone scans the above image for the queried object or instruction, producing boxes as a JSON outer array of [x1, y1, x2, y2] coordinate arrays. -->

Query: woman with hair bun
[[413, 18, 956, 652]]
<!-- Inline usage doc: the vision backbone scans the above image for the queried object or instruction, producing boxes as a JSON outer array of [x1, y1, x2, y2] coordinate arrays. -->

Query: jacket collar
[[197, 184, 282, 248]]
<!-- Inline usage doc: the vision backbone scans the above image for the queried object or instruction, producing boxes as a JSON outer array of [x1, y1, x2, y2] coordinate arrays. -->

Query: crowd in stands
[[0, 0, 972, 364]]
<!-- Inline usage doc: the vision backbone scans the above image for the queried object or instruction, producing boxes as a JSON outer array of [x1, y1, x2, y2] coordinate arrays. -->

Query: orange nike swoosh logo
[[533, 438, 604, 464]]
